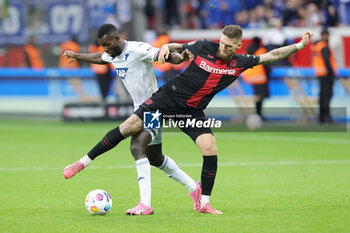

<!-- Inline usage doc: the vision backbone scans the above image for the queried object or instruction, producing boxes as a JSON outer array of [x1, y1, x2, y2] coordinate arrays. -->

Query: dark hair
[[222, 25, 242, 42], [97, 24, 119, 39], [252, 36, 261, 45], [321, 27, 329, 35], [247, 37, 261, 54], [71, 35, 78, 43]]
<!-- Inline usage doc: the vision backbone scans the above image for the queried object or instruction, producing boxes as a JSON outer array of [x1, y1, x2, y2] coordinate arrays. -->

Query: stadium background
[[0, 0, 349, 123], [1, 1, 350, 233]]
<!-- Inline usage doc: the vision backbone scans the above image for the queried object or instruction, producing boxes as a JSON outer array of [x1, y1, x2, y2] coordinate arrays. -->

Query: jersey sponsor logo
[[116, 68, 128, 79], [124, 54, 129, 61], [188, 56, 245, 108], [198, 60, 236, 75], [143, 110, 161, 129]]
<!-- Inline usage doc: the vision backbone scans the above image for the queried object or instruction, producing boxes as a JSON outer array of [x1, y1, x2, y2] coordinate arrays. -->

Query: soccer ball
[[245, 114, 263, 130], [85, 189, 112, 215]]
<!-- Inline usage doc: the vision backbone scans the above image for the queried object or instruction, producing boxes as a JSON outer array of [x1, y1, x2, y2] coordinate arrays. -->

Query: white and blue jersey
[[101, 41, 159, 110]]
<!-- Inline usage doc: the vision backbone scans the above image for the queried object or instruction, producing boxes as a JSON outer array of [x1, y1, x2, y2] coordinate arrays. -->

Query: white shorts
[[145, 128, 162, 146]]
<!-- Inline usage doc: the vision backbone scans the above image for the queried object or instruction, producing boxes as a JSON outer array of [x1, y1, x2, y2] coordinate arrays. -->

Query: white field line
[[0, 124, 349, 145], [166, 132, 350, 145], [0, 160, 349, 172]]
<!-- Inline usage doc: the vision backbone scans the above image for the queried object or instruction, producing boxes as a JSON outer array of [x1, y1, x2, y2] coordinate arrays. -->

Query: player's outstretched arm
[[258, 30, 313, 65], [63, 51, 107, 64], [158, 43, 183, 64]]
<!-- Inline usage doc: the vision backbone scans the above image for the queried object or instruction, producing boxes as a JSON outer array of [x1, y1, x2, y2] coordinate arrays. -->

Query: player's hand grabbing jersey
[[101, 41, 160, 110], [163, 39, 260, 110]]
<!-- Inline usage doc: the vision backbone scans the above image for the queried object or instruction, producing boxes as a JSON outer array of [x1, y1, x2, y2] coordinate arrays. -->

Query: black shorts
[[134, 89, 213, 142]]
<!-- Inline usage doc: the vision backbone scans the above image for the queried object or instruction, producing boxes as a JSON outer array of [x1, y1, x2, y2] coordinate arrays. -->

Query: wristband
[[296, 42, 305, 50]]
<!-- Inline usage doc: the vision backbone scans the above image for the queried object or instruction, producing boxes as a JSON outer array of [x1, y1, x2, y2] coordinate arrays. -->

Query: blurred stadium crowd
[[0, 0, 349, 68], [147, 0, 344, 30]]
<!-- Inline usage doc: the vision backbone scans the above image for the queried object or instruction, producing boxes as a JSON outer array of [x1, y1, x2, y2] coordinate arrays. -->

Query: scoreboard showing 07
[[0, 0, 88, 45]]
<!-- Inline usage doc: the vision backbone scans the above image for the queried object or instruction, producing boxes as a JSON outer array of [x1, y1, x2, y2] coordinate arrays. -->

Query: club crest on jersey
[[116, 68, 128, 79], [229, 59, 237, 67]]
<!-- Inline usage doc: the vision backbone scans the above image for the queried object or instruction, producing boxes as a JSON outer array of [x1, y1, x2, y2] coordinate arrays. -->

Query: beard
[[216, 50, 233, 62], [110, 46, 123, 58]]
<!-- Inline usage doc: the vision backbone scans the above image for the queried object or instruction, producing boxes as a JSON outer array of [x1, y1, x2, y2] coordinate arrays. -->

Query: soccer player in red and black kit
[[72, 25, 313, 214]]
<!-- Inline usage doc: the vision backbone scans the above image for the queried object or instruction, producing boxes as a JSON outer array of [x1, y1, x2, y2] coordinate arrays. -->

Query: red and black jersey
[[162, 39, 260, 110]]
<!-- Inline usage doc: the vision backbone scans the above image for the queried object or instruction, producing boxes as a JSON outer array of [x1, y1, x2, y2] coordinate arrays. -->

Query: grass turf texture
[[0, 118, 349, 233]]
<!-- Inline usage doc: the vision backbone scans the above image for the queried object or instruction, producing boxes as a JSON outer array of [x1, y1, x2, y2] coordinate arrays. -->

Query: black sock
[[87, 127, 125, 160], [256, 100, 262, 116], [201, 155, 218, 196]]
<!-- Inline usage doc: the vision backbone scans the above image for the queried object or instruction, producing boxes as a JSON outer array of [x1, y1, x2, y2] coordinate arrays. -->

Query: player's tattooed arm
[[158, 43, 184, 64], [167, 43, 184, 53], [258, 30, 313, 65], [63, 51, 108, 64], [258, 44, 299, 64]]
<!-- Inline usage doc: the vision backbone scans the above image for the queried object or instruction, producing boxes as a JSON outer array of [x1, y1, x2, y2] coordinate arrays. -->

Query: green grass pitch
[[0, 118, 349, 233]]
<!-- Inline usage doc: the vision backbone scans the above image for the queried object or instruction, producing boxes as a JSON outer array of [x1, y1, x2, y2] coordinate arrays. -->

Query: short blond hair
[[222, 25, 242, 42]]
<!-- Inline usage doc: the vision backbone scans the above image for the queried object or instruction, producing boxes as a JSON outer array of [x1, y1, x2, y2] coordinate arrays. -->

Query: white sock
[[79, 155, 92, 167], [158, 155, 197, 192], [201, 195, 210, 208], [135, 158, 151, 207]]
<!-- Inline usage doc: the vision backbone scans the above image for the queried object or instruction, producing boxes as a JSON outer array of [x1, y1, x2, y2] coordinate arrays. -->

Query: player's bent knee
[[196, 134, 218, 155], [202, 144, 218, 155], [120, 114, 143, 137], [146, 145, 164, 167], [148, 153, 164, 167], [130, 143, 147, 160], [148, 158, 163, 167]]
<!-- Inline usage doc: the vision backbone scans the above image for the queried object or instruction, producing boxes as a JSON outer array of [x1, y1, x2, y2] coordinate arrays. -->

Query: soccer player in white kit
[[62, 24, 201, 215]]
